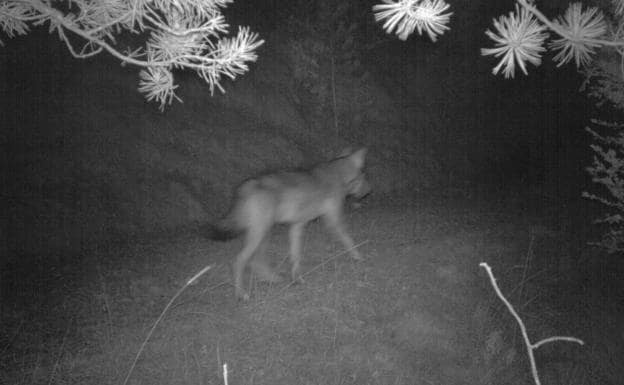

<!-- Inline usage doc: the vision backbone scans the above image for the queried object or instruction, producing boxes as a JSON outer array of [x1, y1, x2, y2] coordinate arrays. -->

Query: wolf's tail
[[205, 213, 242, 241]]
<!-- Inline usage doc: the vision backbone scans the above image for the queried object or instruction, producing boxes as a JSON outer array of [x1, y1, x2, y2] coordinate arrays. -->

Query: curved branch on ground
[[480, 262, 584, 385]]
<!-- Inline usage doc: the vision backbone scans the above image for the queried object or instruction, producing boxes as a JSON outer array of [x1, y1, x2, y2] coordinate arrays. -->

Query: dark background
[[1, 0, 597, 256]]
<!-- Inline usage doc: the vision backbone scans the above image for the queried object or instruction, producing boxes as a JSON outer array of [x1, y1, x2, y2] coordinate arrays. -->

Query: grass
[[1, 196, 622, 385]]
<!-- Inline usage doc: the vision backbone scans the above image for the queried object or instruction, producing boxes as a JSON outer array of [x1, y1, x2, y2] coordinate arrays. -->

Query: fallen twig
[[479, 262, 584, 385]]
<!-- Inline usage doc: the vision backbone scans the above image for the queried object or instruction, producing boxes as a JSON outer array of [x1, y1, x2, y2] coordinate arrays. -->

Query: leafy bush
[[580, 4, 624, 253], [584, 121, 624, 253]]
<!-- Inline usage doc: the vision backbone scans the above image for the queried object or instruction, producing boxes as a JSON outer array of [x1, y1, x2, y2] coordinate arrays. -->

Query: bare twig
[[122, 264, 213, 385], [299, 240, 369, 280], [47, 319, 71, 385], [519, 233, 534, 299], [479, 262, 584, 385], [533, 336, 585, 349], [96, 263, 114, 345]]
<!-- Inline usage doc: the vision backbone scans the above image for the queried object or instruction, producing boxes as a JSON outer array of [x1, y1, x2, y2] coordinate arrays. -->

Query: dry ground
[[1, 195, 622, 385]]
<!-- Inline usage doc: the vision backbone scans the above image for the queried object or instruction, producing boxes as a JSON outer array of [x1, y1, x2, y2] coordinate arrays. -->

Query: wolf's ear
[[350, 148, 367, 169]]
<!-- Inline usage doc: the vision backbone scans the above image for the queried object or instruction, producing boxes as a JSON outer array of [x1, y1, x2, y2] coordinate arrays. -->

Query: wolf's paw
[[235, 288, 250, 302], [291, 267, 305, 285]]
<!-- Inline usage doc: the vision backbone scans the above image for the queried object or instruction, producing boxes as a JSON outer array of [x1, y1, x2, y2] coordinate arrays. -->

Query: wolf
[[210, 148, 370, 301]]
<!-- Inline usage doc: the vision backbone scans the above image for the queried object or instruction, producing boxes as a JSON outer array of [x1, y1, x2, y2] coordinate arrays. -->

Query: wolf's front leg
[[323, 212, 363, 261]]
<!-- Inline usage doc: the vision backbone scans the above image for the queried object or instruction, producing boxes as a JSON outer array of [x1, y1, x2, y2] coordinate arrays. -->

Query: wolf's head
[[342, 148, 371, 199]]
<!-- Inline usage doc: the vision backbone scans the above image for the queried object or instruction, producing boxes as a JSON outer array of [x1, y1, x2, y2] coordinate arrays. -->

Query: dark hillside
[[1, 2, 592, 258]]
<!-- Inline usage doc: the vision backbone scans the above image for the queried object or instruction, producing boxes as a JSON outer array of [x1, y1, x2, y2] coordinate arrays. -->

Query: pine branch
[[0, 0, 263, 110]]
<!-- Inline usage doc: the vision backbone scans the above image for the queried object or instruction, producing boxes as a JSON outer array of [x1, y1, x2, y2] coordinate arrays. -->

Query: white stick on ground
[[479, 262, 584, 385], [223, 363, 229, 385]]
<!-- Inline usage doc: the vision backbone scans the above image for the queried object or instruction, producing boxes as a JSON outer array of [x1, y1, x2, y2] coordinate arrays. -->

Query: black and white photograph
[[1, 1, 623, 384]]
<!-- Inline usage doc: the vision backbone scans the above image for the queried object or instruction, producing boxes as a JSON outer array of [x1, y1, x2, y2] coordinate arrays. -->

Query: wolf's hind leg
[[288, 222, 305, 283], [233, 226, 269, 301]]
